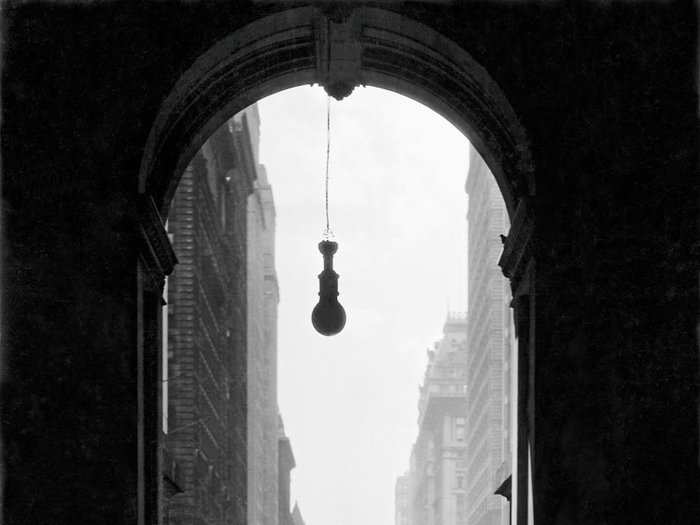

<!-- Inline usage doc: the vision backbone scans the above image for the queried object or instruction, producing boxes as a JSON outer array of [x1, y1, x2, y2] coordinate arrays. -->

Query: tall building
[[395, 473, 410, 525], [291, 503, 307, 525], [464, 147, 514, 525], [278, 416, 296, 525], [403, 315, 469, 525], [163, 113, 254, 525], [245, 107, 282, 525], [163, 105, 280, 525]]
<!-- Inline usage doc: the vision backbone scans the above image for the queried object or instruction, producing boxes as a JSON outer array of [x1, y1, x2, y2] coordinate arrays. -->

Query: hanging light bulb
[[311, 96, 346, 336], [311, 239, 346, 336]]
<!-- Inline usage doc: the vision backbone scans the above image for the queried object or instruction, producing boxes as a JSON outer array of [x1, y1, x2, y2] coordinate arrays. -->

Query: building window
[[454, 417, 466, 441], [456, 493, 466, 524], [206, 162, 218, 203], [219, 187, 225, 229]]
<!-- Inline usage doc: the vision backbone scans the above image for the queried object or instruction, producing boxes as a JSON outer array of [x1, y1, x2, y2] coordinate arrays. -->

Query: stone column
[[137, 195, 178, 525]]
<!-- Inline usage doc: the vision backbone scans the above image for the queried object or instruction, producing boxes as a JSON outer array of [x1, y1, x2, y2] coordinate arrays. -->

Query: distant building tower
[[464, 147, 514, 525], [406, 315, 469, 525], [395, 473, 410, 525], [245, 105, 281, 525], [278, 416, 296, 525], [291, 502, 307, 525]]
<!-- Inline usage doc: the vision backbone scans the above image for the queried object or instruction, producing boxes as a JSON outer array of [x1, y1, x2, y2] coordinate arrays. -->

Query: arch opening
[[163, 85, 523, 525], [142, 7, 537, 525]]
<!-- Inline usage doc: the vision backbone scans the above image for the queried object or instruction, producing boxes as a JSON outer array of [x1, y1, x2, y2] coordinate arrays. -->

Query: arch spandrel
[[139, 5, 534, 220]]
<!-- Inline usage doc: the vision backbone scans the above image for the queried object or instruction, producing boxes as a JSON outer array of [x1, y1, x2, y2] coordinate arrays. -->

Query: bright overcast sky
[[258, 86, 471, 525]]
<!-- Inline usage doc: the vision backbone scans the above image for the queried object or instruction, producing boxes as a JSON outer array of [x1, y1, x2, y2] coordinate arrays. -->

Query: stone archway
[[138, 6, 534, 218], [3, 3, 697, 524], [136, 5, 537, 525]]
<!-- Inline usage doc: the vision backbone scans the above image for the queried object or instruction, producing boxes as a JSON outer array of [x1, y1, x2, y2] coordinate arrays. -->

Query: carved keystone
[[314, 7, 363, 100]]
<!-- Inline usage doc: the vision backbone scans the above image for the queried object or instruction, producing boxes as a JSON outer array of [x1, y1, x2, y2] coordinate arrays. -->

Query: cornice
[[498, 197, 534, 293], [137, 194, 178, 288]]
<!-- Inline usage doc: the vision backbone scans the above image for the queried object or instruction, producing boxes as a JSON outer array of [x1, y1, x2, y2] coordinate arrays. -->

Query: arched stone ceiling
[[139, 6, 534, 218]]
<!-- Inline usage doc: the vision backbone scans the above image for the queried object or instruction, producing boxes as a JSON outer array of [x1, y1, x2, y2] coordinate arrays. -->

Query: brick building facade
[[163, 107, 262, 525]]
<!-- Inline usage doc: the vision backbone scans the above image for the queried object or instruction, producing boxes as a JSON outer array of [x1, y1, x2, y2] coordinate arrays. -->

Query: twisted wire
[[324, 95, 332, 237]]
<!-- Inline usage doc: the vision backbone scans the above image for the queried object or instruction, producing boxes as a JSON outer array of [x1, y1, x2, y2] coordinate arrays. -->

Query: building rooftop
[[416, 314, 468, 427]]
